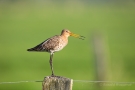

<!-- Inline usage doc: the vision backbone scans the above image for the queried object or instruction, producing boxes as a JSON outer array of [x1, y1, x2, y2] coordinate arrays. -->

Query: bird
[[27, 29, 85, 76]]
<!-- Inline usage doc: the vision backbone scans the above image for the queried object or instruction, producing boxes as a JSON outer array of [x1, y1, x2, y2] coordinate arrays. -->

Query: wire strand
[[0, 81, 42, 84], [0, 80, 135, 85], [74, 80, 135, 84]]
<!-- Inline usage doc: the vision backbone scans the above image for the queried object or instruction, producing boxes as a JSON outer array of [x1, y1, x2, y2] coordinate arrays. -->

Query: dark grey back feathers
[[27, 35, 61, 52]]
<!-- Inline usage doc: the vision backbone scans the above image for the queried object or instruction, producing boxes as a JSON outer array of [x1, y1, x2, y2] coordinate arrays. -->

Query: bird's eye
[[66, 30, 68, 32]]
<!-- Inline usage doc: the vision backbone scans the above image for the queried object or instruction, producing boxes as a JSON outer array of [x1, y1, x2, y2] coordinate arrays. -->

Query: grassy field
[[0, 1, 135, 90]]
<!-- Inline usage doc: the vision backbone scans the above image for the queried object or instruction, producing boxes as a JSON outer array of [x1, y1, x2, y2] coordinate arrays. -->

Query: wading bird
[[27, 29, 85, 76]]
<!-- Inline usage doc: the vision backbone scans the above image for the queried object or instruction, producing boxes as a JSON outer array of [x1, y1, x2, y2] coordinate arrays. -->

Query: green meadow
[[0, 1, 135, 90]]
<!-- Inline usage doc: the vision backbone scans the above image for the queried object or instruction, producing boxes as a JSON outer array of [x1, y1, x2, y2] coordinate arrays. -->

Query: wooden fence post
[[92, 31, 109, 90], [42, 76, 73, 90]]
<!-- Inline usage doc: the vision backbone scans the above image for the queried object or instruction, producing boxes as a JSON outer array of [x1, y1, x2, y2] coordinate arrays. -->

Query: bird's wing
[[27, 35, 60, 52], [42, 35, 60, 51]]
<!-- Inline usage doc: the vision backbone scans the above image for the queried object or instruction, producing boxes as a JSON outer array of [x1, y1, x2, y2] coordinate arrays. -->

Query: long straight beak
[[70, 33, 85, 40]]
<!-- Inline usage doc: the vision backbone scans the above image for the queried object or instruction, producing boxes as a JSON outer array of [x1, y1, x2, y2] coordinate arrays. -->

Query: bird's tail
[[27, 48, 35, 51]]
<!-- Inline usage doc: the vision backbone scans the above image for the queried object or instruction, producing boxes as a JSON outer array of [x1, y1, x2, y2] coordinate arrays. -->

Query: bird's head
[[61, 29, 71, 37], [61, 29, 85, 40]]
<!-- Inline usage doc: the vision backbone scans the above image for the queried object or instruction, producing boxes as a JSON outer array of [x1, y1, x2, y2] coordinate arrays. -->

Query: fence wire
[[0, 80, 135, 85]]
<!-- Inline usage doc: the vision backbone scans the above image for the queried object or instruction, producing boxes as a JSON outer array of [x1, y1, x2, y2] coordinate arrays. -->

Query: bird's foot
[[51, 73, 55, 77]]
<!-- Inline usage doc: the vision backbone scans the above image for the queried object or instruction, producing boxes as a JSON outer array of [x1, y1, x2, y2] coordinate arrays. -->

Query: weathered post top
[[42, 76, 73, 90]]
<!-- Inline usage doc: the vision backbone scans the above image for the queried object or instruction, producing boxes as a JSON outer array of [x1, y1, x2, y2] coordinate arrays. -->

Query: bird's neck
[[61, 34, 69, 38], [60, 34, 69, 41]]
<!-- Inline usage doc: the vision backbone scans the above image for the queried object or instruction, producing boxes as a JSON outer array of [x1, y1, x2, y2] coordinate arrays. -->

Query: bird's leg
[[49, 53, 54, 76]]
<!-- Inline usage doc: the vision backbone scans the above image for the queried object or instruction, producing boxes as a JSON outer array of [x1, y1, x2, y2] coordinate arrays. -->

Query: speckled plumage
[[27, 35, 68, 53]]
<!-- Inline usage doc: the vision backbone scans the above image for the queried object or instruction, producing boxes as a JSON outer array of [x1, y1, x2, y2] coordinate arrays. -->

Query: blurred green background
[[0, 0, 135, 90]]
